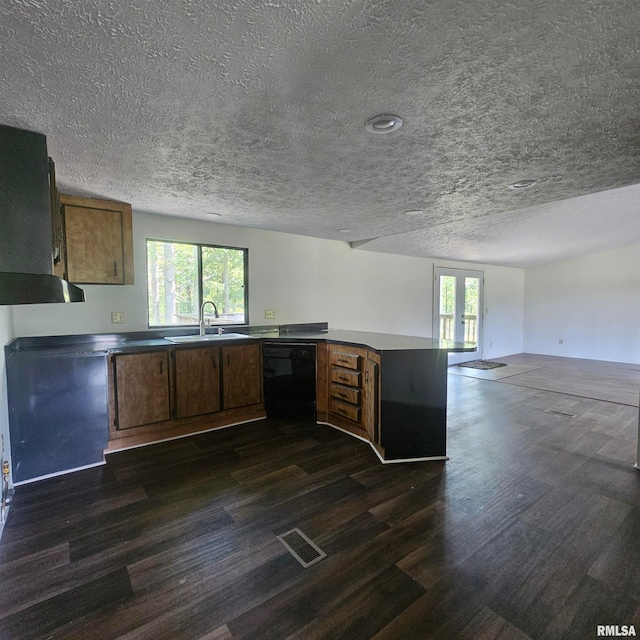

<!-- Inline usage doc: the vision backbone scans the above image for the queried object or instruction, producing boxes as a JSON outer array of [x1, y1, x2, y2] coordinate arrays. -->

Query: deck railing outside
[[439, 314, 477, 343]]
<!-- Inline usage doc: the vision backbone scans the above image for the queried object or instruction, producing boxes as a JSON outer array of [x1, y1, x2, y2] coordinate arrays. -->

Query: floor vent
[[545, 409, 577, 418], [277, 528, 327, 568]]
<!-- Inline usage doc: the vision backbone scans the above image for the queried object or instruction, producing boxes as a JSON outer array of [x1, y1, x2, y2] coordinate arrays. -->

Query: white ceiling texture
[[1, 0, 640, 267]]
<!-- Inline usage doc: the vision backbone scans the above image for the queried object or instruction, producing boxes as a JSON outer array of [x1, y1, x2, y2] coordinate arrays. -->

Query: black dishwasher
[[263, 342, 316, 418]]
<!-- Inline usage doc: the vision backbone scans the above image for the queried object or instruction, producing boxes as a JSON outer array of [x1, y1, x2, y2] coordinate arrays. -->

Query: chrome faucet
[[199, 300, 219, 336]]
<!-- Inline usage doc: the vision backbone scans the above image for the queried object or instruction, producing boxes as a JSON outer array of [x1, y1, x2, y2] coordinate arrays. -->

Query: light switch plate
[[111, 311, 125, 323]]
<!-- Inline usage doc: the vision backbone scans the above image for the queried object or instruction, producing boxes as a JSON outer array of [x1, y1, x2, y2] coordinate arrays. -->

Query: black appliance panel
[[263, 342, 316, 419]]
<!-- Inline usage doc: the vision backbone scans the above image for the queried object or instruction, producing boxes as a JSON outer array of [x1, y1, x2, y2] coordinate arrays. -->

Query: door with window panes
[[434, 267, 483, 364]]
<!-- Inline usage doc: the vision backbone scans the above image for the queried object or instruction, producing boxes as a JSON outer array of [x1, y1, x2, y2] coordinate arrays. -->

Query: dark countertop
[[4, 329, 256, 357], [262, 329, 475, 352], [4, 336, 170, 358], [5, 322, 475, 356]]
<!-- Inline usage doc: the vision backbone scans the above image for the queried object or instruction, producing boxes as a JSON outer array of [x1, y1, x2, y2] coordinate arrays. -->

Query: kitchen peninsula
[[5, 324, 474, 482]]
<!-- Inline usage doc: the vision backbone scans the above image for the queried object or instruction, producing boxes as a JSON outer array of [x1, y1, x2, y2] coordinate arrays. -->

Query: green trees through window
[[147, 239, 247, 327]]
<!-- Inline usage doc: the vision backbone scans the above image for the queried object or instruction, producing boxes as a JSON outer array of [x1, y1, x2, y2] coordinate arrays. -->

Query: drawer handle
[[338, 392, 347, 398], [337, 406, 348, 416], [338, 376, 349, 382]]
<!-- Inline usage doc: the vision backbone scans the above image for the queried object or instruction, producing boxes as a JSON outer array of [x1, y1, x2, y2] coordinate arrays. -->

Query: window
[[146, 239, 248, 327]]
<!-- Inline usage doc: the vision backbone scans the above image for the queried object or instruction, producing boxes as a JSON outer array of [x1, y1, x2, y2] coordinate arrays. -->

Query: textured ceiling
[[1, 0, 640, 267]]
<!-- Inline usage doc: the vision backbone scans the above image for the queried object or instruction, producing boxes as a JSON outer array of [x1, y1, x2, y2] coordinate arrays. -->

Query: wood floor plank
[[539, 574, 639, 640], [480, 353, 640, 406], [0, 568, 133, 639], [277, 565, 425, 640], [118, 554, 303, 640], [459, 606, 534, 640], [0, 542, 70, 576], [370, 573, 492, 640], [1, 354, 640, 638], [198, 625, 233, 640], [587, 508, 640, 600]]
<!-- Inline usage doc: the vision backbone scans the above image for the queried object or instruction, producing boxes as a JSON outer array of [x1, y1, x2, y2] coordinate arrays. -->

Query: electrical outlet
[[559, 338, 563, 344], [265, 309, 276, 319], [111, 311, 125, 323]]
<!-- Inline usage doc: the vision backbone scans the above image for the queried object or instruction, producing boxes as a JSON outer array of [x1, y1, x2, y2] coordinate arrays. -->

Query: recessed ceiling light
[[404, 209, 424, 216], [337, 228, 352, 233], [508, 180, 538, 190], [365, 114, 403, 134]]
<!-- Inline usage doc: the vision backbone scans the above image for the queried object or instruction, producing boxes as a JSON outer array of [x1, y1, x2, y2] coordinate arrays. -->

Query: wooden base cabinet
[[364, 350, 381, 446], [108, 341, 264, 450], [326, 344, 381, 445], [113, 351, 171, 429], [327, 344, 369, 438], [174, 347, 221, 418], [222, 343, 262, 409], [322, 343, 447, 462]]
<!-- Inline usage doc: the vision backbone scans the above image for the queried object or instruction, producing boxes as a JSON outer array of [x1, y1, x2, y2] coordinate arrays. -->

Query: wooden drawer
[[330, 350, 360, 370], [330, 399, 361, 423], [330, 368, 361, 388], [330, 383, 360, 406]]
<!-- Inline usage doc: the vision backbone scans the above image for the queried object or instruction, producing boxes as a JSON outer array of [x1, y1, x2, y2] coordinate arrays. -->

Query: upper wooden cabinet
[[55, 194, 134, 285]]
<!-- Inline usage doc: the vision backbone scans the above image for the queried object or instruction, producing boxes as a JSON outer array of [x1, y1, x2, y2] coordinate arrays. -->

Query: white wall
[[524, 242, 640, 363], [12, 211, 524, 359], [476, 264, 525, 360]]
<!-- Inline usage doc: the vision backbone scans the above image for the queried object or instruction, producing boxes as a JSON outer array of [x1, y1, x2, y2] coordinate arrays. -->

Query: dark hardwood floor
[[1, 358, 639, 639]]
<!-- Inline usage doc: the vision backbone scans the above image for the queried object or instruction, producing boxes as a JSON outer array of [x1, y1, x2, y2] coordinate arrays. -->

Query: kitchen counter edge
[[5, 324, 475, 356]]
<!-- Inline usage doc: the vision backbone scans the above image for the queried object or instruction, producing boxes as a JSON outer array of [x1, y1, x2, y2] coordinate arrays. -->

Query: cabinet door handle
[[114, 261, 118, 276], [212, 355, 217, 370], [159, 359, 163, 375]]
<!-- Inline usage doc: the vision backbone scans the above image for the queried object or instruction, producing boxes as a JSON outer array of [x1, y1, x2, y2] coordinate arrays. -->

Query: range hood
[[0, 124, 84, 305]]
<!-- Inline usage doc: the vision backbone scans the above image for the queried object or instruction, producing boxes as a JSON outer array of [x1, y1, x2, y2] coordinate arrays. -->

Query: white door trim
[[433, 266, 484, 364]]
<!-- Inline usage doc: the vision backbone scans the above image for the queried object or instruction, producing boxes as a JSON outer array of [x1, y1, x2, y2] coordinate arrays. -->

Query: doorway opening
[[434, 267, 483, 365]]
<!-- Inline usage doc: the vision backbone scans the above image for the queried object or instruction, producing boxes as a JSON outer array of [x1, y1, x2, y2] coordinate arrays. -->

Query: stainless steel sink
[[164, 333, 252, 344]]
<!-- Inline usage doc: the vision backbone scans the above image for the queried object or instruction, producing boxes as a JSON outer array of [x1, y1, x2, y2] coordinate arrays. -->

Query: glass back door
[[434, 267, 483, 364]]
